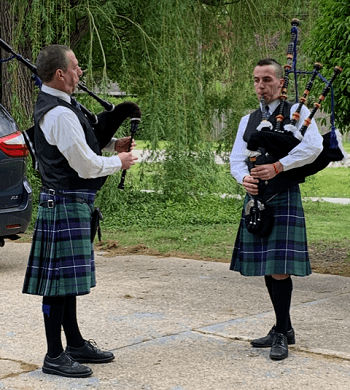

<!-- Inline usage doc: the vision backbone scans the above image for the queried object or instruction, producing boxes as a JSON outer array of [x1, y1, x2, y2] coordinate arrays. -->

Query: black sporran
[[244, 198, 274, 237]]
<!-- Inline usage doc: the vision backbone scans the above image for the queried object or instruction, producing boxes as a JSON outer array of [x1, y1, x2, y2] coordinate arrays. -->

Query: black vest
[[34, 91, 106, 190], [243, 101, 293, 143], [243, 102, 302, 198]]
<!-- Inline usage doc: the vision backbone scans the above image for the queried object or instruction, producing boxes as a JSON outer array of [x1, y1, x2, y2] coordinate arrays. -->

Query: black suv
[[0, 103, 32, 247]]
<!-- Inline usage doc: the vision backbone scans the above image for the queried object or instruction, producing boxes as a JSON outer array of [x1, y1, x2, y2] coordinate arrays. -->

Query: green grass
[[99, 201, 350, 262], [133, 145, 349, 198], [100, 159, 350, 262], [300, 167, 350, 198], [24, 145, 350, 263], [100, 225, 236, 261], [303, 201, 350, 242]]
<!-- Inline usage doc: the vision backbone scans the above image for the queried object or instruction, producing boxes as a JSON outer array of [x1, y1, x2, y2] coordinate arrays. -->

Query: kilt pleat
[[230, 185, 311, 277], [23, 190, 97, 296]]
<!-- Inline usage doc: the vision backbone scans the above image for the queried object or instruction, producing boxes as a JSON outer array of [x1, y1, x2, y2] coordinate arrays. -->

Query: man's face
[[253, 65, 284, 104], [60, 51, 82, 94]]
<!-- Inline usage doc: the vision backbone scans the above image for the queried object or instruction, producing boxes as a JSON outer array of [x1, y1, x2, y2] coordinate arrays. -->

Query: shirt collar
[[41, 84, 71, 104], [260, 99, 280, 114]]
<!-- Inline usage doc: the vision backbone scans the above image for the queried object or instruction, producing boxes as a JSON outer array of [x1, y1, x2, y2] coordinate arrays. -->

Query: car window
[[0, 104, 18, 137]]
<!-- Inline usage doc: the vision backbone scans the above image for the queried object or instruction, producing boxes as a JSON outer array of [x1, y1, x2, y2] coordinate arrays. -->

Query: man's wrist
[[114, 139, 120, 152], [272, 161, 283, 174]]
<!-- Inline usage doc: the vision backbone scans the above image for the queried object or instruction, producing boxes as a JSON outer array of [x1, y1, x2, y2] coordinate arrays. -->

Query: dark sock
[[270, 276, 293, 335], [264, 275, 274, 304], [62, 296, 85, 348], [42, 296, 65, 358]]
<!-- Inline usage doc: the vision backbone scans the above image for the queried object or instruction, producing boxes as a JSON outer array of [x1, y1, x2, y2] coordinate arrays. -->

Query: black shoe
[[270, 332, 288, 360], [251, 326, 295, 348], [66, 340, 115, 363], [42, 351, 92, 378]]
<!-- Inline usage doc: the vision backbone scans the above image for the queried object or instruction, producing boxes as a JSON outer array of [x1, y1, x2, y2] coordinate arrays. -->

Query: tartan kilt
[[23, 190, 97, 297], [230, 185, 311, 277]]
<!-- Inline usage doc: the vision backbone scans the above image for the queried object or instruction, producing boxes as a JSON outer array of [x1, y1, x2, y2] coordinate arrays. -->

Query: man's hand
[[118, 152, 138, 170], [250, 161, 283, 181], [115, 136, 136, 153], [242, 175, 259, 196]]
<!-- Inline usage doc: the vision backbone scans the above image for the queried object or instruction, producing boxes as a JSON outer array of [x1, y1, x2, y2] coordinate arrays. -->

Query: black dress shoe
[[66, 340, 115, 363], [42, 351, 92, 378], [270, 332, 288, 360], [251, 326, 295, 348]]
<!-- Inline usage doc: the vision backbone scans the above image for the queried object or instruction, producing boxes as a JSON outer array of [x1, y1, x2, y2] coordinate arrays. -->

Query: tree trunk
[[0, 0, 34, 123]]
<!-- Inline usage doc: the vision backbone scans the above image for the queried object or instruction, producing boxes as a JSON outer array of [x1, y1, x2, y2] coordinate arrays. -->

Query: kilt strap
[[39, 197, 87, 208], [40, 187, 94, 208]]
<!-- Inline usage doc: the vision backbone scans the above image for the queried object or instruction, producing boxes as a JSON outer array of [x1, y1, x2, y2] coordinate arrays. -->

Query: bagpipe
[[0, 38, 141, 189], [244, 19, 345, 237]]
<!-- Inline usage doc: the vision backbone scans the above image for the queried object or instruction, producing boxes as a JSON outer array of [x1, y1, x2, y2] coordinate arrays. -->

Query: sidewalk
[[1, 242, 350, 389]]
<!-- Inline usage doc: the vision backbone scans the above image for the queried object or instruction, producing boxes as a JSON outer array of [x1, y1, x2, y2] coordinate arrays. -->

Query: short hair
[[256, 58, 283, 79], [36, 44, 71, 82]]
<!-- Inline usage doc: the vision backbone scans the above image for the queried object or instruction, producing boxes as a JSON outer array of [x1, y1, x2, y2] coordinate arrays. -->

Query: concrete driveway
[[1, 242, 350, 389]]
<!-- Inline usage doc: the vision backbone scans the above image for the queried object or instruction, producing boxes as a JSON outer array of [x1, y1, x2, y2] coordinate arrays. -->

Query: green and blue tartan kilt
[[230, 185, 311, 277], [23, 189, 97, 297]]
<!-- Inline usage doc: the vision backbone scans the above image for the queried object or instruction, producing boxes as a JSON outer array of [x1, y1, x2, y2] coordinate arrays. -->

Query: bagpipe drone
[[243, 19, 345, 237], [0, 38, 141, 189]]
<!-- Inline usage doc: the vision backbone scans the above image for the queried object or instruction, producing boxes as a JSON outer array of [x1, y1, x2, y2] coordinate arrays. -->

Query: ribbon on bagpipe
[[244, 19, 344, 237], [0, 38, 141, 188], [0, 54, 16, 63]]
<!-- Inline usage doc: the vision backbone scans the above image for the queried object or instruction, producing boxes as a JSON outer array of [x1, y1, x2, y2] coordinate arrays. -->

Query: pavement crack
[[193, 329, 350, 363], [111, 330, 195, 351], [292, 347, 350, 362], [0, 357, 39, 379]]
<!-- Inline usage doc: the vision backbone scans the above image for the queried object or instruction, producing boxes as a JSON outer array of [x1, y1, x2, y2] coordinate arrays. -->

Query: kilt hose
[[23, 189, 97, 297], [230, 185, 311, 276]]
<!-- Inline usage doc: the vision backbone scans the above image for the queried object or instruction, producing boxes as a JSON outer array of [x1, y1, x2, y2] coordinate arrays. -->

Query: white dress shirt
[[39, 85, 122, 179], [229, 100, 323, 184]]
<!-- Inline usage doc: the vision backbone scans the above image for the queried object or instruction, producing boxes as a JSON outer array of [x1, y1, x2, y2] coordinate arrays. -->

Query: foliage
[[94, 171, 242, 229], [101, 191, 242, 229], [5, 0, 324, 205], [305, 0, 350, 132], [10, 0, 318, 152]]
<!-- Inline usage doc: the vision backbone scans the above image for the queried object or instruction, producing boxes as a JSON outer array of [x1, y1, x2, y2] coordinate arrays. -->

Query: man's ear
[[55, 69, 64, 81]]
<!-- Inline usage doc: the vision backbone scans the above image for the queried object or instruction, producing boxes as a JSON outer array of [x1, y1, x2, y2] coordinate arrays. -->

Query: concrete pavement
[[1, 242, 350, 389]]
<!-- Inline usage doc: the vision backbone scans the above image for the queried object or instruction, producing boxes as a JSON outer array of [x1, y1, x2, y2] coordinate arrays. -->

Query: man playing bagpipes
[[21, 44, 140, 377], [229, 57, 323, 361]]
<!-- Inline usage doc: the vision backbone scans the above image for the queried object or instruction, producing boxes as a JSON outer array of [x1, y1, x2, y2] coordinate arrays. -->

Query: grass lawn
[[300, 167, 350, 198], [21, 142, 350, 275], [94, 199, 350, 277]]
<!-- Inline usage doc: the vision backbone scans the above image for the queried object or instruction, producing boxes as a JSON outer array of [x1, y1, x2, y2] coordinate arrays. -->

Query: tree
[[0, 0, 321, 200], [0, 0, 34, 123], [306, 0, 350, 132], [0, 0, 134, 123]]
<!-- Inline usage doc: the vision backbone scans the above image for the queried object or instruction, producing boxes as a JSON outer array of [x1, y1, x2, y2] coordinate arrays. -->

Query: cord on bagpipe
[[284, 65, 344, 182], [0, 38, 141, 189]]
